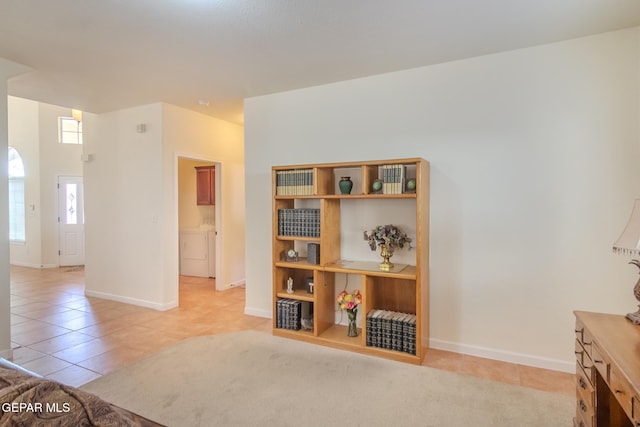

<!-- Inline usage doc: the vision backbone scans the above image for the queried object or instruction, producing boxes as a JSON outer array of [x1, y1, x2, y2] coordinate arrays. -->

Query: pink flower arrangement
[[338, 290, 362, 337], [337, 290, 362, 312]]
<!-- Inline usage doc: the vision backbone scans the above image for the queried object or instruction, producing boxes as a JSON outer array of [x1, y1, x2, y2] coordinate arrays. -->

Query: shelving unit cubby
[[272, 158, 429, 364]]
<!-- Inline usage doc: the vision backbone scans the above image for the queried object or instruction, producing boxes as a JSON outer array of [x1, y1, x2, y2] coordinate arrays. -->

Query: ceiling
[[0, 0, 638, 125]]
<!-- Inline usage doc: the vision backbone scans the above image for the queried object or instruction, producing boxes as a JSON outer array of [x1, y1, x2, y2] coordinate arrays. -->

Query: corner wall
[[0, 58, 31, 358], [162, 104, 245, 293], [83, 103, 244, 310], [83, 104, 167, 308], [244, 28, 640, 371]]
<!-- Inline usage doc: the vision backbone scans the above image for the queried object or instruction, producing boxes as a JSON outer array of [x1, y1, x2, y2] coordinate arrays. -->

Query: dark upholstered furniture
[[0, 357, 164, 426]]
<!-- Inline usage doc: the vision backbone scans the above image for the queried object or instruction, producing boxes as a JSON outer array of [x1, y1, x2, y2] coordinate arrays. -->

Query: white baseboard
[[0, 348, 13, 360], [217, 279, 246, 292], [9, 261, 58, 269], [228, 279, 246, 288], [84, 290, 178, 311], [429, 338, 574, 373], [244, 306, 271, 318], [237, 309, 573, 373]]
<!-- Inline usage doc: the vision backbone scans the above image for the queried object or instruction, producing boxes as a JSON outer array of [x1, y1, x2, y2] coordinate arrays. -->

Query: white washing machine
[[179, 229, 216, 278]]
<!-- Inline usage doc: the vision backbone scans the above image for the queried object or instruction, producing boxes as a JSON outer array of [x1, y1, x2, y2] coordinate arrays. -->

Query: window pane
[[61, 118, 78, 132], [8, 147, 24, 177], [8, 147, 25, 242], [9, 179, 25, 242], [59, 117, 83, 144], [62, 131, 80, 144], [65, 183, 77, 225]]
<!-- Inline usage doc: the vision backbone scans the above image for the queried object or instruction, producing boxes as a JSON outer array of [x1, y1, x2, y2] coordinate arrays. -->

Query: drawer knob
[[580, 399, 588, 412], [579, 377, 587, 389]]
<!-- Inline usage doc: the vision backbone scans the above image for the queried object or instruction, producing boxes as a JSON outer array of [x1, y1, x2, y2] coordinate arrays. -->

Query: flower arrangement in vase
[[337, 289, 362, 337], [363, 224, 412, 271]]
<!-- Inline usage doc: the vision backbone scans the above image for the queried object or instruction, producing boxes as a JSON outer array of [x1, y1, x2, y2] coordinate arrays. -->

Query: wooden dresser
[[574, 311, 640, 427]]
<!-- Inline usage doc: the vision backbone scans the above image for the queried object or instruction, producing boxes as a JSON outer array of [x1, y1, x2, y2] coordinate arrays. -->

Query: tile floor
[[7, 265, 574, 395]]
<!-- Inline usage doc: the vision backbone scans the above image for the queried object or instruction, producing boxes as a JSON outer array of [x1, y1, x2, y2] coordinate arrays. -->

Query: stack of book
[[380, 164, 407, 194], [366, 309, 417, 355], [278, 208, 320, 237], [275, 169, 314, 195], [276, 299, 301, 330], [276, 299, 313, 330]]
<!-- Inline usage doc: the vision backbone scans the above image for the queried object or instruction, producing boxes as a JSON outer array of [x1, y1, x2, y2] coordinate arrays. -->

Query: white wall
[[8, 97, 83, 268], [84, 104, 168, 308], [83, 102, 244, 309], [162, 104, 245, 291], [0, 58, 31, 358], [244, 28, 640, 371]]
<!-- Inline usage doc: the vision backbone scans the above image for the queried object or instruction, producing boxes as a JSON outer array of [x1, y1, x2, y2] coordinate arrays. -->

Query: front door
[[58, 176, 85, 266]]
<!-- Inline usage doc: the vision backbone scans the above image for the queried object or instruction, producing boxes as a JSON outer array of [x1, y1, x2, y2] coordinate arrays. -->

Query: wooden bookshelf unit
[[272, 158, 429, 364]]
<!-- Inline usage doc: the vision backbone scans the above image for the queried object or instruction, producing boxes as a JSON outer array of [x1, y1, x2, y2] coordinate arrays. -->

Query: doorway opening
[[177, 157, 221, 297]]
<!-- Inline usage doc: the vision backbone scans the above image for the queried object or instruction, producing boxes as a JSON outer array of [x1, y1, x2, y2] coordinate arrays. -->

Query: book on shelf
[[380, 164, 407, 194], [365, 309, 416, 355], [276, 298, 313, 331], [278, 208, 320, 237], [275, 169, 314, 196]]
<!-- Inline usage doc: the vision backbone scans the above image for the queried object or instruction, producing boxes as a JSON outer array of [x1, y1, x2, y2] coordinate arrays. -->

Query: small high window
[[59, 117, 83, 144]]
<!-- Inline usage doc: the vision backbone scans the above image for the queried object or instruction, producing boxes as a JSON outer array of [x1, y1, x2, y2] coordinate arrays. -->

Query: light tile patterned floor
[[8, 265, 574, 395]]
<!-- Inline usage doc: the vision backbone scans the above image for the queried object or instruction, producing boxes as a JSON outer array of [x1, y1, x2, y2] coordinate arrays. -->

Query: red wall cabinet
[[195, 166, 215, 205]]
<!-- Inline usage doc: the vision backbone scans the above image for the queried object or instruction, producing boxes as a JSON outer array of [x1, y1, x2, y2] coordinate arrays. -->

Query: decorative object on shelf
[[301, 316, 314, 330], [285, 249, 298, 262], [405, 178, 416, 192], [337, 290, 362, 337], [372, 179, 383, 193], [378, 244, 394, 272], [307, 243, 320, 265], [286, 277, 294, 294], [306, 277, 314, 294], [613, 199, 640, 324], [338, 176, 353, 195], [364, 224, 412, 271]]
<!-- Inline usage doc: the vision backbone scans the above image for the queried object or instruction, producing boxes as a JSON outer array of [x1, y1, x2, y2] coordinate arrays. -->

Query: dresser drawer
[[610, 364, 634, 420], [575, 392, 594, 427], [576, 361, 594, 426], [575, 339, 586, 367], [581, 328, 594, 357], [575, 319, 585, 343], [576, 361, 594, 394], [590, 343, 607, 381]]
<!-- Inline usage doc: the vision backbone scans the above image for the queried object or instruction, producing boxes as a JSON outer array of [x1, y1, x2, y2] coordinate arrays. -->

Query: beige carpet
[[81, 331, 573, 427]]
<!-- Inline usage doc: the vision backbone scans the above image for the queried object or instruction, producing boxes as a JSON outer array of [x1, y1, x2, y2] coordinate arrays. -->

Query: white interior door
[[58, 176, 85, 266]]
